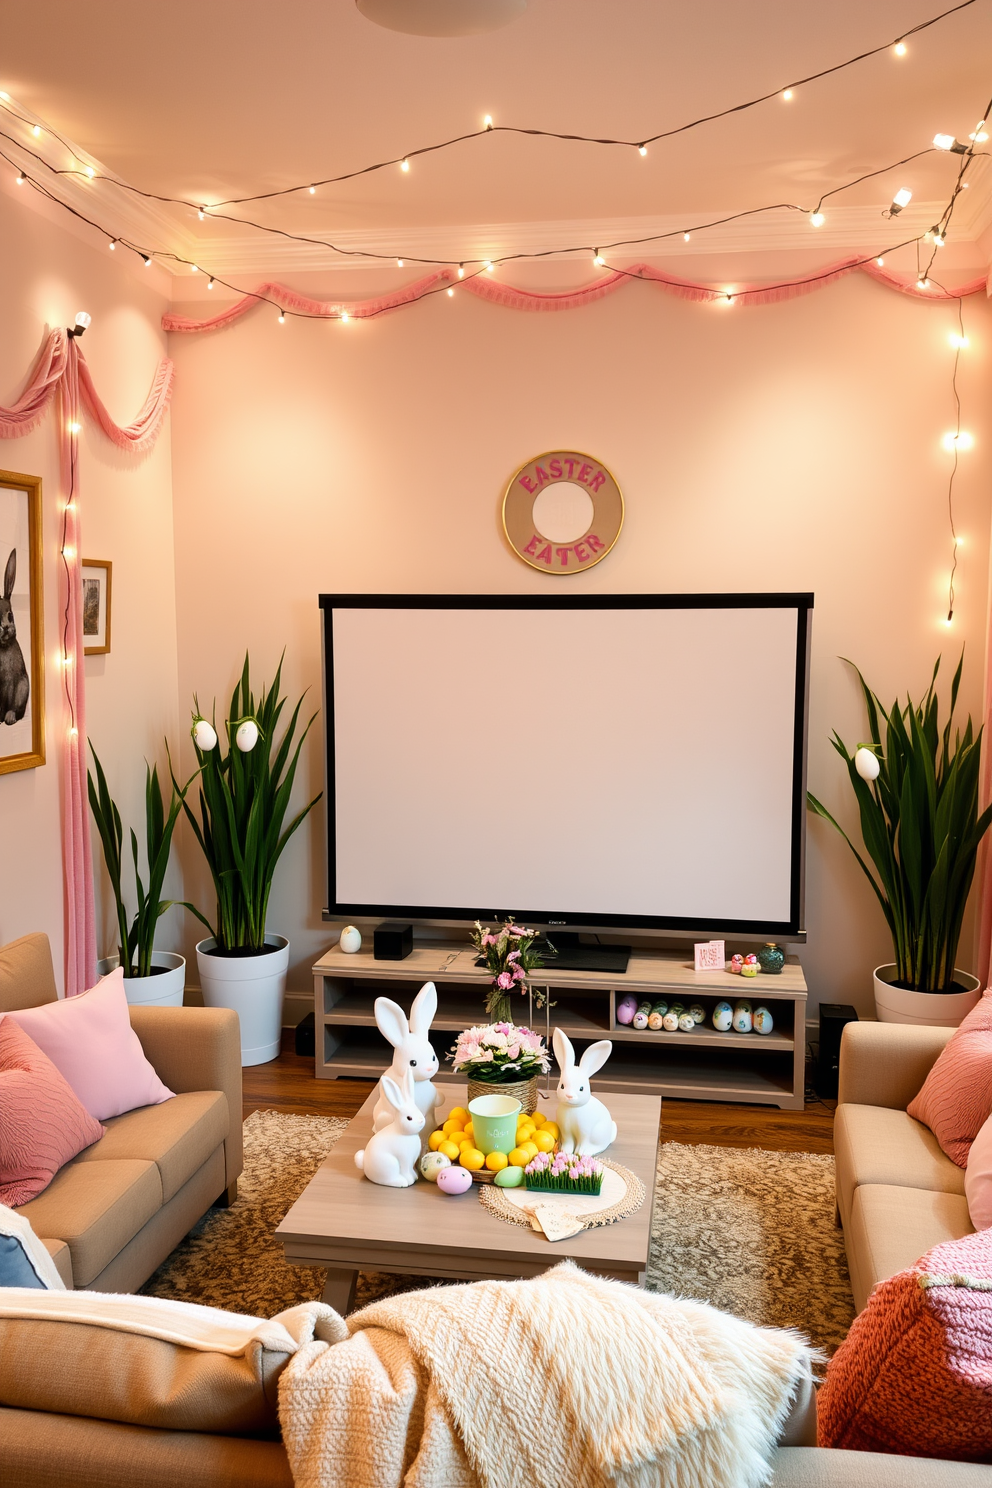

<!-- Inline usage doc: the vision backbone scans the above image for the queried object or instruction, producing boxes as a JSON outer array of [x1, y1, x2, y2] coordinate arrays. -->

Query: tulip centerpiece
[[448, 1020, 551, 1115]]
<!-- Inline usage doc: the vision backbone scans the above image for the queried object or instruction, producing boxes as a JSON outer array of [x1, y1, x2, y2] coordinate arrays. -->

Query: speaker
[[816, 1003, 858, 1098], [373, 921, 414, 960], [295, 1011, 315, 1058]]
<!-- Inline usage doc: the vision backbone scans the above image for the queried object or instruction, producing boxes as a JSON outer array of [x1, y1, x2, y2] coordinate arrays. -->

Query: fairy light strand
[[0, 0, 976, 209], [944, 296, 967, 624]]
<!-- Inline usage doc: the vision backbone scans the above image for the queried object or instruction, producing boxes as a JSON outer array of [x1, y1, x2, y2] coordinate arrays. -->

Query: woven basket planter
[[466, 1074, 539, 1115]]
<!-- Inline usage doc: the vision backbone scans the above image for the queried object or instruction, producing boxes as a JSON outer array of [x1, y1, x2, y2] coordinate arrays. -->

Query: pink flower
[[482, 934, 498, 947], [507, 950, 521, 962], [508, 1044, 520, 1059], [512, 965, 526, 981], [497, 972, 514, 990]]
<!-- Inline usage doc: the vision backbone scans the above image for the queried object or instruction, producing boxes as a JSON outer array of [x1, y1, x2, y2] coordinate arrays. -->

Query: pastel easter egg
[[662, 1011, 680, 1031], [712, 1001, 733, 1031], [419, 1151, 450, 1182], [689, 1004, 705, 1024], [616, 995, 638, 1025], [436, 1166, 474, 1195], [339, 925, 362, 954], [753, 1006, 775, 1036], [855, 746, 880, 781], [733, 1003, 753, 1033], [669, 1002, 684, 1016], [632, 1010, 649, 1030], [235, 719, 259, 752], [730, 954, 744, 974], [494, 1164, 525, 1188], [192, 718, 217, 751], [678, 1012, 696, 1032]]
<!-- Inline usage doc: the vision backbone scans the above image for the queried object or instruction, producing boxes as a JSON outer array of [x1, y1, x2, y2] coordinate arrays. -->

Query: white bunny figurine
[[371, 981, 444, 1133], [553, 1027, 618, 1157], [355, 1068, 424, 1187]]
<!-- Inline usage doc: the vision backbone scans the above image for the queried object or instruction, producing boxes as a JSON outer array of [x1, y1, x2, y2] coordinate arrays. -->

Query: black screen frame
[[319, 592, 813, 940]]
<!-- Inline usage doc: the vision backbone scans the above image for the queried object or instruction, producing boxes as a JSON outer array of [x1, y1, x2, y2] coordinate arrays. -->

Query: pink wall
[[0, 180, 181, 988], [167, 269, 992, 1015]]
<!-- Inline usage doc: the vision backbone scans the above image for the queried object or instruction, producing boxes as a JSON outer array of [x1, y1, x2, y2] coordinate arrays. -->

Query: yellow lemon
[[463, 1121, 474, 1140], [541, 1122, 560, 1140], [448, 1107, 470, 1124], [428, 1130, 444, 1151], [459, 1148, 485, 1171], [457, 1135, 474, 1149], [533, 1130, 556, 1153], [439, 1140, 461, 1161], [517, 1125, 536, 1143], [442, 1119, 464, 1135], [530, 1111, 546, 1127], [519, 1141, 539, 1160], [485, 1150, 509, 1172], [508, 1146, 531, 1168]]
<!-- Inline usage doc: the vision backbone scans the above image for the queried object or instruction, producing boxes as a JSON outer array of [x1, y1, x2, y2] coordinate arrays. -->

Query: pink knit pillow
[[0, 1017, 105, 1206], [818, 1229, 992, 1461], [966, 1112, 992, 1231], [7, 967, 174, 1121], [907, 989, 992, 1167]]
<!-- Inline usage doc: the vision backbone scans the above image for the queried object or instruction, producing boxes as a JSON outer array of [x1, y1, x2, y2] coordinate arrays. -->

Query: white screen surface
[[329, 603, 804, 928]]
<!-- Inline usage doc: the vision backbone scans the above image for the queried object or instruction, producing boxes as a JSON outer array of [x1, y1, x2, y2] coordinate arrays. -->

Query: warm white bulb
[[309, 184, 315, 194], [74, 311, 91, 332], [683, 231, 690, 242], [723, 293, 735, 305], [638, 144, 647, 156], [15, 171, 24, 184], [63, 546, 75, 559], [397, 258, 404, 267], [972, 130, 989, 143], [143, 255, 151, 266], [69, 423, 81, 434], [782, 89, 793, 101], [198, 207, 205, 220], [949, 332, 969, 348], [207, 277, 214, 289], [892, 188, 913, 209], [485, 261, 494, 271], [894, 40, 907, 55], [594, 252, 605, 266], [483, 114, 493, 129], [447, 287, 454, 297], [933, 133, 956, 151], [942, 430, 974, 451], [32, 124, 40, 137], [277, 313, 285, 324], [917, 277, 930, 290], [340, 311, 350, 322], [934, 234, 945, 247], [810, 211, 825, 227], [458, 265, 465, 278], [400, 159, 410, 172], [876, 256, 885, 266], [84, 165, 95, 178], [108, 239, 116, 250], [190, 263, 198, 272]]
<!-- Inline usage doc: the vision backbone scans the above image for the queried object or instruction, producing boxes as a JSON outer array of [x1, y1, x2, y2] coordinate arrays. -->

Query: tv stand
[[311, 942, 808, 1111]]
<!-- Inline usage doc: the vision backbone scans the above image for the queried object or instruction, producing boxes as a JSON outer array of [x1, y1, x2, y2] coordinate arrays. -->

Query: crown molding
[[3, 92, 990, 280]]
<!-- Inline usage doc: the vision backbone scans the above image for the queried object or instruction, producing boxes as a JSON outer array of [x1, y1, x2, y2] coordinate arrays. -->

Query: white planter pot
[[96, 952, 186, 1008], [873, 964, 982, 1028], [196, 935, 289, 1067]]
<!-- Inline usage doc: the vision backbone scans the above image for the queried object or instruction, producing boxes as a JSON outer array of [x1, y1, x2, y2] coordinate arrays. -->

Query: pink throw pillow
[[7, 967, 174, 1121], [818, 1228, 992, 1461], [907, 988, 992, 1167], [966, 1112, 992, 1231], [0, 1017, 105, 1205]]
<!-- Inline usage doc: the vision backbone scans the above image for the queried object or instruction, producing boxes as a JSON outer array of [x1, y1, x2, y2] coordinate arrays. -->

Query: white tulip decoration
[[192, 718, 218, 751], [235, 719, 260, 752], [855, 746, 881, 782]]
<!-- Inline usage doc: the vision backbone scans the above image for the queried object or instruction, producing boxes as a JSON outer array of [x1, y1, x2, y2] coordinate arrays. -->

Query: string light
[[683, 231, 691, 242], [69, 422, 81, 434], [969, 121, 989, 141], [810, 211, 826, 227], [83, 164, 94, 178], [894, 40, 908, 55], [933, 232, 945, 246], [308, 184, 315, 194], [31, 123, 40, 136], [933, 133, 968, 152], [397, 258, 404, 267], [207, 277, 215, 288], [198, 207, 205, 220], [447, 287, 454, 296], [782, 89, 793, 101], [917, 277, 931, 289], [943, 299, 969, 626], [142, 253, 151, 266], [876, 256, 885, 265], [400, 159, 410, 172], [340, 310, 349, 322], [949, 331, 969, 347], [888, 187, 913, 215], [277, 311, 285, 324], [458, 265, 465, 277], [485, 261, 494, 271], [190, 262, 198, 272], [15, 169, 24, 183], [942, 429, 973, 451], [483, 115, 493, 130], [593, 250, 605, 266], [638, 144, 647, 156]]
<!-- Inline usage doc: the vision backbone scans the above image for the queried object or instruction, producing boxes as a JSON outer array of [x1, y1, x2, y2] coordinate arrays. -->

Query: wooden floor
[[244, 1033, 836, 1155]]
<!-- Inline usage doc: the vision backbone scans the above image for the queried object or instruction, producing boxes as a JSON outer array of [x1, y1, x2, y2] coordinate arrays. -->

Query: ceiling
[[2, 0, 991, 279]]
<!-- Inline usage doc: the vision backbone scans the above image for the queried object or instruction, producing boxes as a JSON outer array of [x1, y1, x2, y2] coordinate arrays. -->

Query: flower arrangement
[[524, 1151, 604, 1195], [472, 918, 549, 1021], [448, 1022, 551, 1084]]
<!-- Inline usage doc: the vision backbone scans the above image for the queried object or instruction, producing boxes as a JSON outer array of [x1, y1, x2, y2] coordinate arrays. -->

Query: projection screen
[[320, 594, 812, 936]]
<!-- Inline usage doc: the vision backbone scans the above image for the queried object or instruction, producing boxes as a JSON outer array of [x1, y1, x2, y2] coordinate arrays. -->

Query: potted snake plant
[[807, 654, 990, 1027], [179, 654, 321, 1066]]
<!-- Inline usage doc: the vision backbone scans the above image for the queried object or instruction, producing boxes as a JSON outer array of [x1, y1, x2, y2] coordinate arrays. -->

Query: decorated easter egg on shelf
[[437, 1165, 474, 1195], [648, 1000, 668, 1030], [669, 1002, 685, 1016], [730, 954, 744, 974], [616, 995, 638, 1025], [733, 1001, 753, 1033], [339, 925, 362, 954], [753, 1006, 775, 1036], [632, 1001, 651, 1030], [689, 1004, 705, 1024], [712, 1001, 733, 1032], [662, 1010, 680, 1032], [420, 1151, 450, 1182], [678, 1012, 696, 1032], [494, 1164, 525, 1188]]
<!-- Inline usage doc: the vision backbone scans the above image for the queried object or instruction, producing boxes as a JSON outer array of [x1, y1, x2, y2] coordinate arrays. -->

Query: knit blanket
[[278, 1262, 813, 1488]]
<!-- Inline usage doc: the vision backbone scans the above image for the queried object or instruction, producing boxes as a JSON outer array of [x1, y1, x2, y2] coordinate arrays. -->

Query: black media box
[[374, 921, 414, 960], [815, 1003, 859, 1099]]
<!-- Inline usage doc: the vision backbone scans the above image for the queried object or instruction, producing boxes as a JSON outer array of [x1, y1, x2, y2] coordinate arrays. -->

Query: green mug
[[468, 1094, 521, 1156]]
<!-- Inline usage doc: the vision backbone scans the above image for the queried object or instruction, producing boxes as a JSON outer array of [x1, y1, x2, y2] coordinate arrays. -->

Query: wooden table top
[[275, 1085, 662, 1276]]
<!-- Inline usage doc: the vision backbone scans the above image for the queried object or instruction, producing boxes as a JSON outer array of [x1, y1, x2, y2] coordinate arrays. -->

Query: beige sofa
[[0, 932, 243, 1292], [833, 1021, 974, 1314]]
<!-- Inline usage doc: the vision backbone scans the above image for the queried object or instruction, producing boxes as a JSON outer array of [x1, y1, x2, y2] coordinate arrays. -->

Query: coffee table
[[275, 1084, 662, 1313]]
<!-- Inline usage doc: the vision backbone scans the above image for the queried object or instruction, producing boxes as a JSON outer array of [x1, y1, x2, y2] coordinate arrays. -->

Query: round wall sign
[[502, 450, 623, 575]]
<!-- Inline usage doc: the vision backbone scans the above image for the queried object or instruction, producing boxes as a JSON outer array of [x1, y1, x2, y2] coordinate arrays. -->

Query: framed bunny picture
[[0, 471, 44, 775]]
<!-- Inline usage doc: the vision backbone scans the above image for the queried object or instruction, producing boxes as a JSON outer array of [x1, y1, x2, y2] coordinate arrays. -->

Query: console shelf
[[312, 942, 808, 1110]]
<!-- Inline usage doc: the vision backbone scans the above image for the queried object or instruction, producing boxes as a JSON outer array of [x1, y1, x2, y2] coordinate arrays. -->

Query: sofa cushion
[[846, 1184, 974, 1313], [834, 1103, 964, 1227], [15, 1159, 163, 1287], [0, 1291, 344, 1438], [965, 1110, 992, 1233], [0, 1205, 66, 1289], [42, 1237, 73, 1287], [0, 1016, 105, 1204], [0, 932, 58, 1013], [771, 1446, 992, 1485], [8, 968, 175, 1122], [818, 1227, 992, 1462], [907, 988, 992, 1168], [71, 1092, 229, 1205]]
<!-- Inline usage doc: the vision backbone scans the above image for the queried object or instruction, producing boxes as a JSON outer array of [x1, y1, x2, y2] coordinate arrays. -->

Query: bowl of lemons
[[426, 1106, 560, 1185]]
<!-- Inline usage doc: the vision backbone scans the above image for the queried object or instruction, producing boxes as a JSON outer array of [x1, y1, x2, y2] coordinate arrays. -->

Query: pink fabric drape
[[161, 260, 989, 333], [0, 328, 174, 995]]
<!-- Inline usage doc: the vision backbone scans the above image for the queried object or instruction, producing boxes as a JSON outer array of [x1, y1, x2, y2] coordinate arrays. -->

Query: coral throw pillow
[[818, 1228, 992, 1462], [907, 988, 992, 1168], [7, 967, 174, 1122], [0, 1017, 105, 1206], [966, 1112, 992, 1232]]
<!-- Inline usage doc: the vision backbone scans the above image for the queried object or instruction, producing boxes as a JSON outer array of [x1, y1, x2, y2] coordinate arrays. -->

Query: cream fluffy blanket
[[278, 1263, 813, 1488]]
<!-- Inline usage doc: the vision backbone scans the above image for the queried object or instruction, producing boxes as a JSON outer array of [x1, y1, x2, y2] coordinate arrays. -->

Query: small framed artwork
[[81, 559, 112, 656], [0, 470, 45, 774]]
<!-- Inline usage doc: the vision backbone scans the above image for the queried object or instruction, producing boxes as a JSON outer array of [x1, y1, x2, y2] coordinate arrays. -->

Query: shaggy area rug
[[142, 1111, 855, 1355]]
